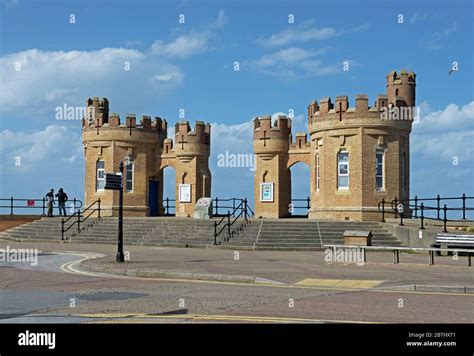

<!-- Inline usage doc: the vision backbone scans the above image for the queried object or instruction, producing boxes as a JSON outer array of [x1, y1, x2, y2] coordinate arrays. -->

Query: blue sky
[[0, 0, 473, 214]]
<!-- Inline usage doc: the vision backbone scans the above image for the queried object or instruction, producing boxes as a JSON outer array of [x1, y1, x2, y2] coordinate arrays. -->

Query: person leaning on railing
[[55, 188, 68, 217], [45, 189, 55, 217]]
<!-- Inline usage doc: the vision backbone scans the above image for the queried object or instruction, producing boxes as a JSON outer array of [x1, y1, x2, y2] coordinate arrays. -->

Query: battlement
[[174, 120, 211, 145], [82, 97, 168, 134], [289, 133, 311, 150], [253, 115, 292, 141]]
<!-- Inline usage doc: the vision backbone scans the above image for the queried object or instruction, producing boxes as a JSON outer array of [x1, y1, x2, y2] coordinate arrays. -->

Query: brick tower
[[82, 97, 211, 217], [253, 69, 416, 221]]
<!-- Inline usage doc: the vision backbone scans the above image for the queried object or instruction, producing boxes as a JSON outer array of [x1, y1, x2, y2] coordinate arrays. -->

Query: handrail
[[290, 197, 310, 216], [378, 194, 474, 232], [0, 197, 82, 216], [161, 197, 256, 218], [213, 198, 254, 245], [61, 199, 101, 240]]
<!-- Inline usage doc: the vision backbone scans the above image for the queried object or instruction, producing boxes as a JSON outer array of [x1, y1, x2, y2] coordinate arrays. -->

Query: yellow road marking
[[75, 312, 380, 324], [295, 278, 383, 289]]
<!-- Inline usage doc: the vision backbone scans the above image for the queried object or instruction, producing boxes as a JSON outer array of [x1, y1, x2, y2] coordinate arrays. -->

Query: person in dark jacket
[[55, 188, 68, 217], [45, 189, 55, 217]]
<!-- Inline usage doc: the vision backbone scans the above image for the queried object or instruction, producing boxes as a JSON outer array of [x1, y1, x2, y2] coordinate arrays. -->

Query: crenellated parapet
[[173, 120, 211, 162], [253, 115, 292, 158]]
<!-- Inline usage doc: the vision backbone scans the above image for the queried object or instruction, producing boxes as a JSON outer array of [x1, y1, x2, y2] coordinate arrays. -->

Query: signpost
[[105, 162, 125, 263]]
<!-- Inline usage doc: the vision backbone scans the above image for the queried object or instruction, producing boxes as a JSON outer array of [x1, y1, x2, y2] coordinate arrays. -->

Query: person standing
[[56, 188, 68, 217], [45, 189, 55, 217]]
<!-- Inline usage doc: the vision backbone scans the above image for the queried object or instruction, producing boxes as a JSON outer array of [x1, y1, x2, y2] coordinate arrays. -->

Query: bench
[[432, 233, 474, 256]]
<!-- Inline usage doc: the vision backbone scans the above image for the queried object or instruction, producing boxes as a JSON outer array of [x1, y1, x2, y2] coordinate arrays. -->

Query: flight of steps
[[74, 217, 216, 247], [223, 219, 402, 251], [0, 217, 100, 242], [1, 216, 402, 251]]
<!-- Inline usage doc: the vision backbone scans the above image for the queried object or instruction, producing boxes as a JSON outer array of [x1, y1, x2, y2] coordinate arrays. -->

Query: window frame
[[375, 149, 385, 191], [125, 159, 134, 193], [96, 160, 105, 191], [337, 150, 349, 190]]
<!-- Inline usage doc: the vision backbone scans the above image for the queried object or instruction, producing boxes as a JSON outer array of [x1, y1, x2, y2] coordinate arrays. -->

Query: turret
[[386, 69, 416, 108], [253, 115, 291, 157]]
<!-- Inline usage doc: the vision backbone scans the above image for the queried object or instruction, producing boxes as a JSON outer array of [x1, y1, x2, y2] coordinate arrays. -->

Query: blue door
[[149, 180, 159, 216]]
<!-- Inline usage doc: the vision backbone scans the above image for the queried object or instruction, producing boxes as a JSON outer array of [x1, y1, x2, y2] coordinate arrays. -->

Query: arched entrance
[[288, 161, 311, 217], [161, 165, 176, 216]]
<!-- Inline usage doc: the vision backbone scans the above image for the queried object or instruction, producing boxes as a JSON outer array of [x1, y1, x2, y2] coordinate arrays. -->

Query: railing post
[[215, 198, 219, 216], [165, 197, 169, 215], [233, 198, 236, 217], [443, 204, 448, 233], [227, 211, 231, 240], [77, 209, 81, 233], [436, 194, 441, 220], [462, 193, 466, 220], [307, 197, 310, 210], [10, 196, 13, 215], [420, 203, 425, 230], [98, 198, 101, 219], [400, 212, 404, 226], [73, 198, 77, 210], [393, 197, 398, 218], [244, 198, 248, 221], [429, 250, 434, 266], [214, 221, 218, 245], [381, 198, 385, 222], [61, 218, 65, 241], [414, 196, 418, 219], [42, 197, 46, 216]]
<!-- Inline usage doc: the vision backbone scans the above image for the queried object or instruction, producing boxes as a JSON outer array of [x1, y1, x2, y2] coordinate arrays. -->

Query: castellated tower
[[82, 97, 211, 217], [307, 69, 416, 220], [254, 69, 416, 221]]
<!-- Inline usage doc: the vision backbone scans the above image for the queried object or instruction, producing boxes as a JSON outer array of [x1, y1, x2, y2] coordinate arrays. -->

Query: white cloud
[[414, 101, 474, 132], [258, 20, 369, 48], [412, 101, 474, 163], [424, 22, 457, 50], [0, 48, 184, 117], [247, 47, 341, 79], [0, 125, 82, 172], [150, 31, 210, 58]]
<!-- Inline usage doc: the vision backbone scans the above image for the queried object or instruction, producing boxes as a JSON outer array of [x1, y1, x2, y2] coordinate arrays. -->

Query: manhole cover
[[77, 292, 148, 301]]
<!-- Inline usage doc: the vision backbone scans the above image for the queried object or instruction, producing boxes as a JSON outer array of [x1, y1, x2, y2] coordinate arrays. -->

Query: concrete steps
[[1, 216, 402, 250]]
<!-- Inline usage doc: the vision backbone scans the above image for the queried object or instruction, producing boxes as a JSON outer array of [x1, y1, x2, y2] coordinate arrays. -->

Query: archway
[[162, 166, 176, 216], [289, 161, 311, 217]]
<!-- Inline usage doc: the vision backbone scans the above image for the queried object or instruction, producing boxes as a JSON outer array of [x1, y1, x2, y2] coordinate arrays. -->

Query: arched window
[[375, 150, 384, 190], [316, 153, 320, 191], [337, 151, 349, 190], [96, 160, 105, 191], [401, 153, 407, 191], [125, 159, 134, 193]]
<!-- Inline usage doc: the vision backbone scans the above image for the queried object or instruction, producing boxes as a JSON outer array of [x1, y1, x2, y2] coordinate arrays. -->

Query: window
[[125, 160, 134, 193], [96, 160, 105, 191], [401, 153, 407, 191], [376, 150, 384, 190], [316, 154, 320, 191], [337, 151, 349, 190]]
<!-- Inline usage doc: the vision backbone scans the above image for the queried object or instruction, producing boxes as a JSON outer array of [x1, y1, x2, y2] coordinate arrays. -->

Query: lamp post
[[116, 161, 125, 263]]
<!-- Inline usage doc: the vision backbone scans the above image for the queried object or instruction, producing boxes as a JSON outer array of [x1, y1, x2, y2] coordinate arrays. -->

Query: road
[[1, 248, 474, 324]]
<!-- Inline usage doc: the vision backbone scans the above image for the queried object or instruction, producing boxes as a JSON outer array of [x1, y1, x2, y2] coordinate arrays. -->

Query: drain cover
[[77, 292, 148, 301]]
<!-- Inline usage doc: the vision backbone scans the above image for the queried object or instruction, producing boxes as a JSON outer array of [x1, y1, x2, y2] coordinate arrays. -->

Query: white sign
[[179, 184, 191, 203], [397, 203, 404, 214], [260, 183, 274, 202]]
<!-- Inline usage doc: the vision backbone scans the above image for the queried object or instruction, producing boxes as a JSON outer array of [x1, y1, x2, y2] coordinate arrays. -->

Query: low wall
[[381, 222, 438, 248]]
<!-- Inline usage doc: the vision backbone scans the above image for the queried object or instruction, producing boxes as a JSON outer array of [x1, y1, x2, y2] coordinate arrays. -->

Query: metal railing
[[161, 197, 255, 218], [290, 197, 310, 217], [61, 199, 101, 240], [325, 244, 473, 267], [162, 198, 175, 216], [213, 198, 254, 245], [378, 194, 474, 232], [0, 196, 82, 216]]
